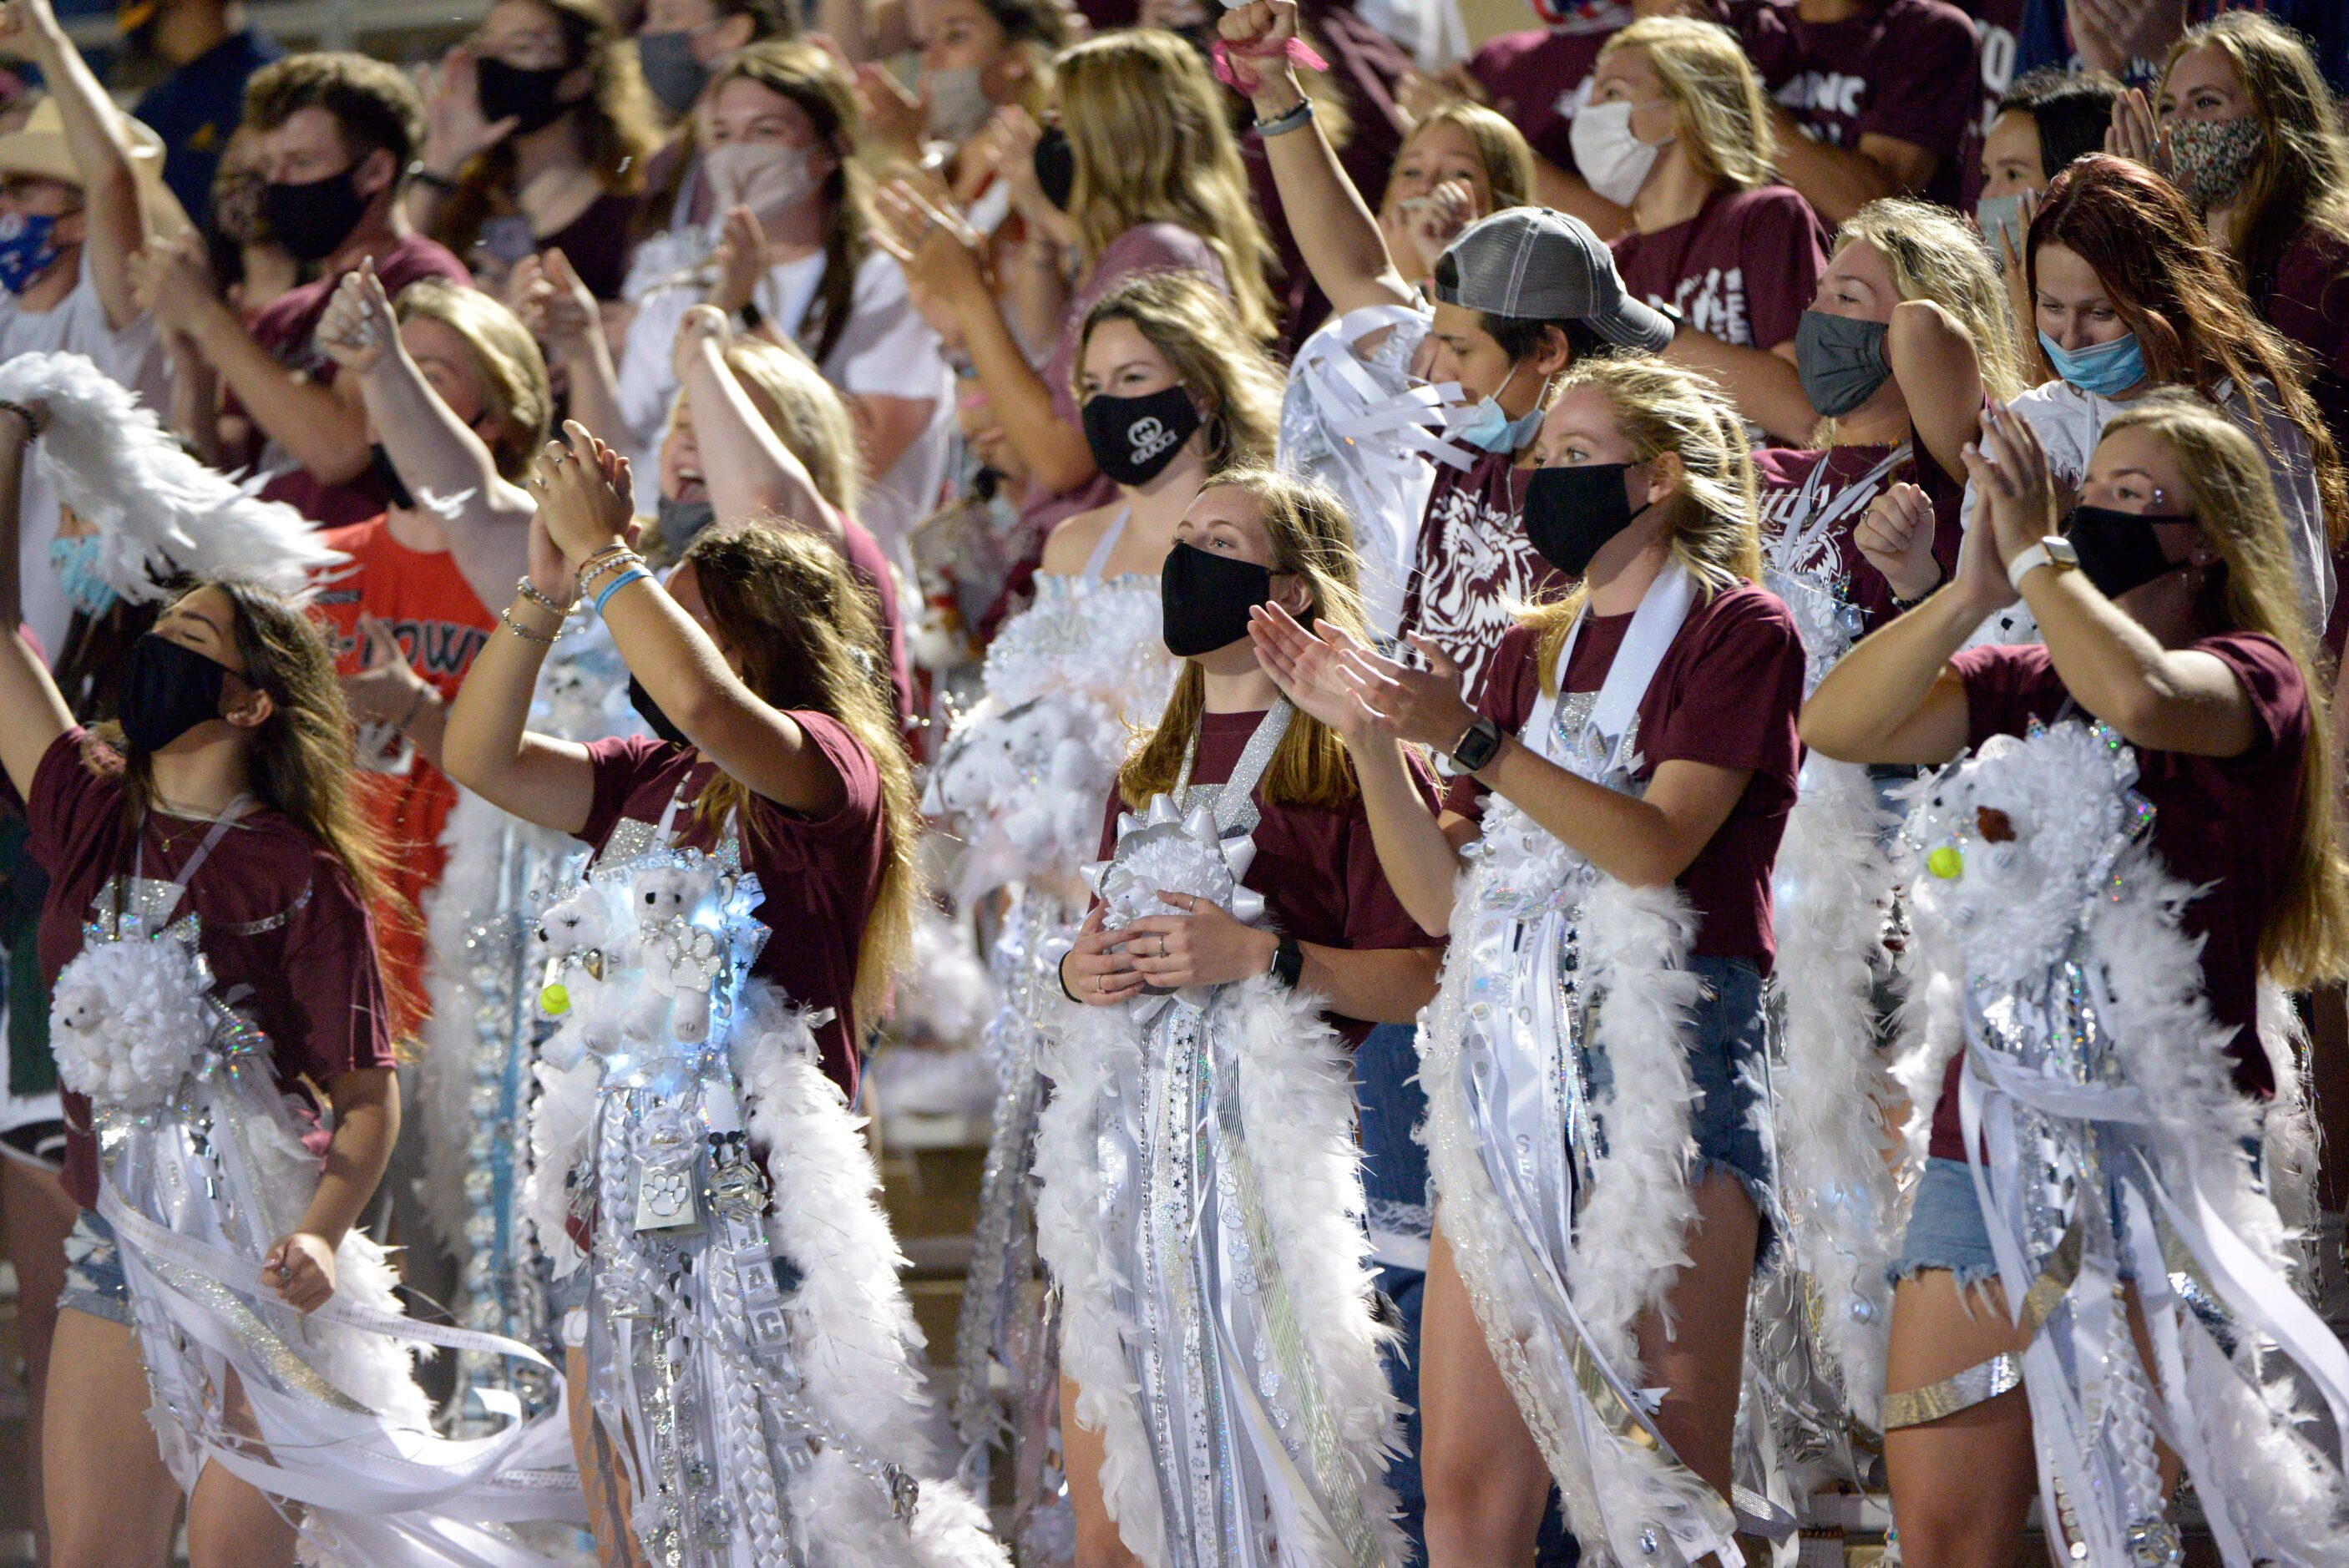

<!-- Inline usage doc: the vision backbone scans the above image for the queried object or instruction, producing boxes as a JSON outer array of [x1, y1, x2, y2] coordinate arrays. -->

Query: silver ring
[[1156, 937, 1167, 958], [1095, 974, 1106, 994]]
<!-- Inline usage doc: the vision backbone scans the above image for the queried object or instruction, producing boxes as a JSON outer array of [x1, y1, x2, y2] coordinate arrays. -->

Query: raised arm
[[536, 422, 850, 816], [318, 260, 533, 605], [1888, 297, 1986, 484], [1665, 334, 1815, 447], [672, 305, 843, 539], [1222, 0, 1416, 318], [0, 403, 75, 801], [1769, 115, 1935, 228], [7, 0, 146, 329]]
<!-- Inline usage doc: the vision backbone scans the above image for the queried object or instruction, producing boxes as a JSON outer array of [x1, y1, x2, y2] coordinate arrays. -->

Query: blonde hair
[[1813, 197, 2029, 445], [1395, 102, 1536, 213], [679, 521, 923, 1027], [1598, 17, 1774, 192], [1054, 30, 1278, 341], [720, 337, 865, 516], [1521, 358, 1760, 692], [1118, 468, 1367, 812], [2098, 392, 2349, 986], [393, 279, 553, 480], [2165, 13, 2349, 288], [1076, 271, 1285, 474]]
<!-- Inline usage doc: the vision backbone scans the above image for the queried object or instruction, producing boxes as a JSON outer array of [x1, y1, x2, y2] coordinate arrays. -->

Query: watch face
[[2046, 537, 2079, 566]]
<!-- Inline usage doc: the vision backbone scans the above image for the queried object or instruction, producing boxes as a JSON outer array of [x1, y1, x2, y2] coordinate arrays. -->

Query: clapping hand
[[529, 420, 637, 565], [2104, 86, 2173, 179], [1334, 633, 1480, 753], [872, 180, 990, 303], [316, 257, 399, 376], [705, 205, 771, 315], [419, 48, 517, 178], [1247, 602, 1381, 742], [340, 615, 430, 728], [127, 231, 220, 335], [512, 248, 602, 361]]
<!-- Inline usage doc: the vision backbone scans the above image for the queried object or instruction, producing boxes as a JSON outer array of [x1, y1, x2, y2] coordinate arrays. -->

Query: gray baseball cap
[[1431, 207, 1676, 353]]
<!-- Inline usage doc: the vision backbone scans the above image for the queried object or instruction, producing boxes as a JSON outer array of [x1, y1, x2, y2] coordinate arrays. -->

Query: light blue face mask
[[1448, 363, 1547, 455], [1975, 191, 2029, 260], [2038, 329, 2147, 398], [48, 534, 119, 620]]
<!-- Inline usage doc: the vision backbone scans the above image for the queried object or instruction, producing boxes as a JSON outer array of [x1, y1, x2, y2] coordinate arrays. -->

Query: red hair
[[2027, 154, 2346, 538]]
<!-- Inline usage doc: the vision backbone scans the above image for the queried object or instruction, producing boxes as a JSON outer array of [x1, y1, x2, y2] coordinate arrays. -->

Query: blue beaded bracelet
[[594, 567, 650, 614]]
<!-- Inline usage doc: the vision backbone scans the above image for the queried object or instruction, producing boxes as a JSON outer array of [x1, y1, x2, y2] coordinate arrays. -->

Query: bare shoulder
[[1037, 502, 1120, 578]]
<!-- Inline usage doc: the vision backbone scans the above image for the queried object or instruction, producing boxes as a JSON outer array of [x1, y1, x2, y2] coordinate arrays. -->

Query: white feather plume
[[0, 351, 342, 601]]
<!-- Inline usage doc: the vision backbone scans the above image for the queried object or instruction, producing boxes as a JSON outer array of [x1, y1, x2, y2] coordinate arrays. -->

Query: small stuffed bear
[[536, 886, 617, 960], [630, 864, 724, 1044]]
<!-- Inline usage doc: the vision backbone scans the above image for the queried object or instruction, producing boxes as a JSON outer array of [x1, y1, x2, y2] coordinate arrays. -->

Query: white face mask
[[1569, 99, 1664, 207], [702, 139, 820, 217]]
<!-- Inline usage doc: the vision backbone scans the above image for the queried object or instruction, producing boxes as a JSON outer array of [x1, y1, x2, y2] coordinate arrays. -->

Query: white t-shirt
[[1957, 377, 2334, 649], [0, 250, 167, 659], [615, 245, 950, 576]]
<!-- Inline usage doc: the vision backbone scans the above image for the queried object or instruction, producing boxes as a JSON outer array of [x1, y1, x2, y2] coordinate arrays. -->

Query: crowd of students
[[1, 0, 2347, 1562]]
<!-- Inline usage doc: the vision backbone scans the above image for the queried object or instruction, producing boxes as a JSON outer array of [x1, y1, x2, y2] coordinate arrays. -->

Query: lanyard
[[120, 795, 253, 933]]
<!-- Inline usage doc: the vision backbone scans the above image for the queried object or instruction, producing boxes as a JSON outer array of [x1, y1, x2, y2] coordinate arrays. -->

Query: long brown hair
[[2099, 393, 2349, 986], [707, 43, 871, 368], [94, 578, 400, 925], [2028, 154, 2349, 539], [680, 521, 921, 1028], [1117, 468, 1366, 812], [437, 0, 661, 252], [1054, 29, 1278, 341], [2163, 12, 2349, 303], [1075, 271, 1285, 475]]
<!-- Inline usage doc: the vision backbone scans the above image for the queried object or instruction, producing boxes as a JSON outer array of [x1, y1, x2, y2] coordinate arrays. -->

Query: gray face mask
[[1795, 309, 1893, 419], [656, 494, 717, 554], [925, 65, 994, 143], [1976, 190, 2030, 265], [637, 31, 711, 119]]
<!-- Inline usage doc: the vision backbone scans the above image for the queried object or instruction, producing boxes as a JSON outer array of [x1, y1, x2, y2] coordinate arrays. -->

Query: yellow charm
[[1926, 846, 1963, 881], [540, 982, 571, 1015]]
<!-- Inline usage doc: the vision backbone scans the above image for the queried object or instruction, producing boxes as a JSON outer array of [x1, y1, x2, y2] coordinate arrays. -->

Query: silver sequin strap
[[1172, 699, 1293, 838]]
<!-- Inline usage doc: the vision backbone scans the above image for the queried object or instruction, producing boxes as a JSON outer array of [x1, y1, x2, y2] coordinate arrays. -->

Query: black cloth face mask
[[261, 166, 370, 263], [1081, 384, 1200, 488], [477, 57, 575, 135], [368, 443, 417, 512], [1033, 124, 1076, 211], [629, 674, 691, 747], [1795, 310, 1894, 419], [1523, 461, 1653, 578], [118, 634, 232, 756], [1161, 540, 1273, 659], [2067, 503, 2193, 599]]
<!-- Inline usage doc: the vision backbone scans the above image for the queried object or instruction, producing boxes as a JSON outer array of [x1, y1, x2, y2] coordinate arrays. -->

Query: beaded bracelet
[[515, 574, 578, 617], [574, 544, 637, 589], [594, 567, 651, 615], [499, 604, 561, 645], [577, 549, 645, 598]]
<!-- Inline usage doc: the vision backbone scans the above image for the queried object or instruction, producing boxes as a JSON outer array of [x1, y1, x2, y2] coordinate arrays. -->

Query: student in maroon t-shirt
[[1756, 197, 2026, 638], [130, 53, 470, 527], [1581, 16, 1831, 443], [1719, 0, 1981, 221], [1463, 0, 1632, 226], [0, 500, 400, 1560], [1800, 398, 2339, 1564], [1252, 357, 1805, 1558]]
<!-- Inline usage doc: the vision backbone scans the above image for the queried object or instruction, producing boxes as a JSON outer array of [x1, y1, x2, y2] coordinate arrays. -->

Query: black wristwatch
[[1450, 716, 1505, 774], [1268, 934, 1304, 990]]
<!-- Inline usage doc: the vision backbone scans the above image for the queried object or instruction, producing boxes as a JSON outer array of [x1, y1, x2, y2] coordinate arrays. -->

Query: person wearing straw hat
[[0, 0, 187, 662]]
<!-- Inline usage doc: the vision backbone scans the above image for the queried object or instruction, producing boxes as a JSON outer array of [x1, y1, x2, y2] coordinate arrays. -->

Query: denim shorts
[[1585, 953, 1773, 1216], [58, 1207, 133, 1325]]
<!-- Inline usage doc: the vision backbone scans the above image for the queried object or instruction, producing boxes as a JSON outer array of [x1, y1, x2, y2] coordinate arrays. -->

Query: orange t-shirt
[[312, 517, 495, 1039]]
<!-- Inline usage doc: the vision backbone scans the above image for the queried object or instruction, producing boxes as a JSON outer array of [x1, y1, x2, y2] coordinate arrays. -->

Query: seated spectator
[[1587, 15, 1830, 441], [566, 41, 949, 573], [409, 0, 658, 301], [133, 51, 471, 529], [1375, 102, 1534, 291], [119, 0, 281, 231], [0, 0, 182, 658], [876, 28, 1273, 550], [627, 0, 797, 250], [309, 263, 551, 1034], [1462, 0, 1632, 229], [852, 0, 1067, 180], [1721, 0, 1979, 221], [1975, 63, 2119, 337]]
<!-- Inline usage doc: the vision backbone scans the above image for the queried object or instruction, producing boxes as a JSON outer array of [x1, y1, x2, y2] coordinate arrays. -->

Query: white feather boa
[[1419, 869, 1732, 1565], [0, 351, 342, 601], [1764, 756, 1901, 1426], [1033, 976, 1405, 1568]]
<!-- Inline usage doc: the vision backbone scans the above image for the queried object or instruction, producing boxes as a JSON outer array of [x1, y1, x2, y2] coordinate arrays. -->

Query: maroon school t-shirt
[[1610, 185, 1829, 351], [1442, 590, 1806, 969], [1926, 633, 2307, 1161], [1725, 0, 1980, 204], [246, 233, 473, 528], [1398, 448, 1554, 704], [1094, 709, 1440, 1044], [576, 717, 886, 1098], [1754, 437, 1963, 634], [20, 730, 396, 1209], [1466, 24, 1618, 175]]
